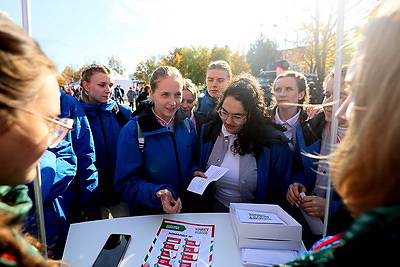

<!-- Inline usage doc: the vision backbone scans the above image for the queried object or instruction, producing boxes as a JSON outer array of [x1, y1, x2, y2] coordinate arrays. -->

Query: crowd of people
[[1, 1, 399, 265]]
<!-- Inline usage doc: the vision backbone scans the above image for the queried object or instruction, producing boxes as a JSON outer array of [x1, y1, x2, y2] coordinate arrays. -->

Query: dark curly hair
[[216, 73, 271, 156]]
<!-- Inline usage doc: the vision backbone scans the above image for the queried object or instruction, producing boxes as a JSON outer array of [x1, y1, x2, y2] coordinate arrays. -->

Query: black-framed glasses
[[18, 107, 74, 148], [218, 108, 247, 124]]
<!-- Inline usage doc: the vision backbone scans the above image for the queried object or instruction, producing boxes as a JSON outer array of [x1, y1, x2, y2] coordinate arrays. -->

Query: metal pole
[[323, 0, 345, 237], [33, 164, 48, 258], [21, 0, 31, 35], [22, 0, 47, 256]]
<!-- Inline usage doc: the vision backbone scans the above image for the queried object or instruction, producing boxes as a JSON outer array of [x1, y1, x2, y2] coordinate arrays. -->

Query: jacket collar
[[138, 104, 188, 133], [301, 112, 327, 147], [80, 99, 117, 113]]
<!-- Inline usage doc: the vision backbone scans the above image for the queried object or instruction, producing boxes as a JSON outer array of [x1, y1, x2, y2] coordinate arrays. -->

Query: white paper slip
[[236, 209, 286, 224], [300, 192, 324, 234], [241, 248, 300, 266], [187, 165, 229, 195]]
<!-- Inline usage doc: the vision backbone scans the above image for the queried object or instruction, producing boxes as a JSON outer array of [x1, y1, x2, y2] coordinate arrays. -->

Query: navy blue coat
[[80, 99, 131, 206], [58, 90, 99, 220], [292, 113, 341, 214], [114, 107, 198, 215], [197, 91, 217, 115]]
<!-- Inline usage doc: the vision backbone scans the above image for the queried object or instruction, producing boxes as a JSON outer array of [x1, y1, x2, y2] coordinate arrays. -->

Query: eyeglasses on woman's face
[[17, 107, 74, 148], [218, 108, 247, 124]]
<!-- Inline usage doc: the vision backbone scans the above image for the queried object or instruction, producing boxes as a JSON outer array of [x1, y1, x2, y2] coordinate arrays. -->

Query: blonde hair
[[207, 60, 232, 79], [331, 1, 400, 217], [150, 66, 183, 91], [80, 64, 112, 103], [183, 78, 198, 104], [0, 17, 56, 134]]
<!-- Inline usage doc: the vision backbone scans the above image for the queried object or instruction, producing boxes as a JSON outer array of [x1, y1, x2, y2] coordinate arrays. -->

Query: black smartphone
[[92, 234, 131, 267]]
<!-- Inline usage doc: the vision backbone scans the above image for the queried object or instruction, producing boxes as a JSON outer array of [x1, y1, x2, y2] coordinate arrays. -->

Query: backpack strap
[[112, 104, 128, 127], [136, 121, 145, 152], [136, 119, 190, 153]]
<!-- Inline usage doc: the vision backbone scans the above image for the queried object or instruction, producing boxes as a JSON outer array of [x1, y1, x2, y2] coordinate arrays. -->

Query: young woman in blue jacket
[[114, 66, 198, 215], [194, 73, 293, 212], [80, 64, 132, 218], [286, 66, 352, 248]]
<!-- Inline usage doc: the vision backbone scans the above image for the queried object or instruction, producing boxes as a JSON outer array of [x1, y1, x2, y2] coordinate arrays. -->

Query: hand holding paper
[[187, 165, 229, 195], [300, 192, 324, 235]]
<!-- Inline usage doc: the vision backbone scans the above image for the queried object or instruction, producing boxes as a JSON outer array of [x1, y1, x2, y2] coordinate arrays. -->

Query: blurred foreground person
[[0, 16, 70, 266]]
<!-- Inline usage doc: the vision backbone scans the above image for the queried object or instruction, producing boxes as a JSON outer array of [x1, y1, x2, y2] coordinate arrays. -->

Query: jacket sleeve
[[290, 137, 310, 188], [186, 119, 201, 185], [113, 120, 174, 209], [69, 101, 99, 212], [272, 143, 293, 202], [120, 104, 133, 121], [289, 124, 316, 191], [31, 141, 77, 203]]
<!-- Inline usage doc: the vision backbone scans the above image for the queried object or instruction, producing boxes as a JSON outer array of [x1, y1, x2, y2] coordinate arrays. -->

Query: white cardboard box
[[231, 215, 303, 250], [229, 203, 302, 242]]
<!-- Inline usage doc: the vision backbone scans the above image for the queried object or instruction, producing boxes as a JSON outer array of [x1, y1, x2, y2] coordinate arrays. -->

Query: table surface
[[62, 213, 244, 267]]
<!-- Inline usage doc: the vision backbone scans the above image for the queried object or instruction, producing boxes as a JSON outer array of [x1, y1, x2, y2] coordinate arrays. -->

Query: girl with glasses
[[0, 16, 66, 266], [193, 73, 293, 212]]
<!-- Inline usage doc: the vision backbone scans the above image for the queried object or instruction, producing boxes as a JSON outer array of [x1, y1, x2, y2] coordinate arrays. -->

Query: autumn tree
[[134, 56, 159, 84], [160, 46, 212, 84], [231, 51, 251, 75], [134, 45, 250, 86], [108, 55, 126, 76], [288, 0, 381, 88], [210, 46, 232, 63], [60, 66, 81, 84]]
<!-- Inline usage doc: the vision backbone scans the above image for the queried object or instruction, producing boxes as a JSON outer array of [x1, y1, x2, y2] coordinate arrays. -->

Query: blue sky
[[1, 0, 375, 76]]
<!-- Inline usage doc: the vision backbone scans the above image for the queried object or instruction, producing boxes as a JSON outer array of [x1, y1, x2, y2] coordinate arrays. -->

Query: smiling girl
[[114, 66, 198, 215]]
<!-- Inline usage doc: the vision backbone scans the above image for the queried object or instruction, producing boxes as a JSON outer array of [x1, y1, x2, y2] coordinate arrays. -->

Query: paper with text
[[236, 209, 286, 224], [187, 165, 229, 195]]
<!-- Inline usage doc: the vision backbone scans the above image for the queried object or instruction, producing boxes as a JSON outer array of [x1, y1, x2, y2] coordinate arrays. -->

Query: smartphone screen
[[92, 234, 131, 267]]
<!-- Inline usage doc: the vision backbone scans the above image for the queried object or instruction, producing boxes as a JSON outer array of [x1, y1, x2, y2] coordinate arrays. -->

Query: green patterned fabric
[[280, 203, 400, 266], [0, 185, 45, 266]]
